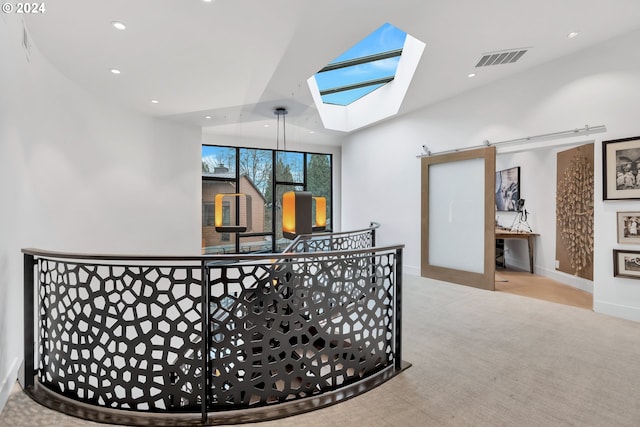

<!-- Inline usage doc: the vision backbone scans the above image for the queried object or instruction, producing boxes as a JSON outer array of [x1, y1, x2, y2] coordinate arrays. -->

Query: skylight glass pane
[[321, 84, 385, 106], [331, 22, 406, 63], [314, 23, 407, 106]]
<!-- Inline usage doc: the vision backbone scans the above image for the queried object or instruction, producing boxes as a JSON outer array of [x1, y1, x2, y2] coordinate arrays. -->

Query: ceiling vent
[[475, 48, 528, 67]]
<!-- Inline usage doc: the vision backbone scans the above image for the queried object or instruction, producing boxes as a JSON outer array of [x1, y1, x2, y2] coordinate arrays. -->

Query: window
[[203, 202, 214, 227], [313, 23, 407, 106], [221, 202, 231, 242], [202, 145, 332, 254]]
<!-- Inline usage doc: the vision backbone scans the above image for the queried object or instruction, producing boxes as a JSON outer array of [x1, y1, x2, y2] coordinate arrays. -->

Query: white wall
[[342, 27, 640, 322], [0, 16, 202, 411]]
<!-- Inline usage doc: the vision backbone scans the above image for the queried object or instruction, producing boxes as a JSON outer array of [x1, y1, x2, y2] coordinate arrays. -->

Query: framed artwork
[[617, 212, 640, 244], [495, 166, 520, 211], [603, 136, 640, 200], [613, 249, 640, 279]]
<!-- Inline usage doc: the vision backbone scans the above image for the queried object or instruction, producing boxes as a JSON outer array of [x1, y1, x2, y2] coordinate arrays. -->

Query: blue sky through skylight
[[314, 23, 407, 106]]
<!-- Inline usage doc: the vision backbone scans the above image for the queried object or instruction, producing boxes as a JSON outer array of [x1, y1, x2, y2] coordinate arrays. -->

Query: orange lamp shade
[[282, 191, 312, 239], [312, 196, 327, 231], [214, 193, 251, 233]]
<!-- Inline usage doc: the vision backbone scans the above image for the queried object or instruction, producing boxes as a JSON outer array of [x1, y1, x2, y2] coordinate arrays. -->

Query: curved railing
[[20, 224, 406, 426], [284, 222, 380, 253]]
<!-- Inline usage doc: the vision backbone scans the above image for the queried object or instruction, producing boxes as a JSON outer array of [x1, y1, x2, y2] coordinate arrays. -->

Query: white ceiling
[[24, 0, 640, 146]]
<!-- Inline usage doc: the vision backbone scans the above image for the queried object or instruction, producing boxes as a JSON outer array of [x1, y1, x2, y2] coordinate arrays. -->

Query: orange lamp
[[282, 191, 312, 239], [312, 196, 327, 231], [214, 193, 251, 233]]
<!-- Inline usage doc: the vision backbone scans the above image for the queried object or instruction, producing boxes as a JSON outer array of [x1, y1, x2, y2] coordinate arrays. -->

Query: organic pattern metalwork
[[33, 248, 398, 414], [288, 230, 374, 253], [37, 261, 203, 411], [207, 252, 396, 407]]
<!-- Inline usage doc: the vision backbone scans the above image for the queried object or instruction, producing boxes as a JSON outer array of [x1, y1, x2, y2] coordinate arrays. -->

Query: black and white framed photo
[[495, 166, 520, 211], [603, 136, 640, 200], [613, 249, 640, 279], [617, 212, 640, 244]]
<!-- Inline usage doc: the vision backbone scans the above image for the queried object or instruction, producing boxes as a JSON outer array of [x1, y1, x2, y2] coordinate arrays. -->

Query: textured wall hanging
[[556, 144, 594, 279]]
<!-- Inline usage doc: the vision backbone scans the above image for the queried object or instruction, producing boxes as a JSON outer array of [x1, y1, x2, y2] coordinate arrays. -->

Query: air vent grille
[[475, 49, 527, 67]]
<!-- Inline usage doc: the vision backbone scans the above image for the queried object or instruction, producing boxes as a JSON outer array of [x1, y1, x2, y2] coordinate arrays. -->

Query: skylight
[[314, 23, 407, 106], [307, 23, 424, 132]]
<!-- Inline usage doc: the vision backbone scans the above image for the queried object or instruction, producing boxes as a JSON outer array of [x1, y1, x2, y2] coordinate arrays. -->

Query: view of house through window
[[202, 145, 332, 254]]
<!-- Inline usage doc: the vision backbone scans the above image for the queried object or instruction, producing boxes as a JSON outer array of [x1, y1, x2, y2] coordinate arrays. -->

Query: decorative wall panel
[[556, 144, 594, 280]]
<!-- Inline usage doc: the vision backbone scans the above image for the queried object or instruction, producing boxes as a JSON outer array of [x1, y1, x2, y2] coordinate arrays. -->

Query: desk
[[495, 229, 539, 274]]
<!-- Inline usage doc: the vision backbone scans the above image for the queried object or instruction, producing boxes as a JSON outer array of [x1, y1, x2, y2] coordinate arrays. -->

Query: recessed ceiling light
[[151, 100, 159, 104], [111, 21, 126, 30], [203, 0, 214, 3], [568, 32, 579, 39], [468, 73, 476, 78], [205, 115, 212, 119], [263, 124, 269, 128], [110, 68, 121, 74]]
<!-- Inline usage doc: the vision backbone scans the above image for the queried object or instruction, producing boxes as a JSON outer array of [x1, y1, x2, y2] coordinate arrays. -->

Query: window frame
[[202, 145, 333, 254]]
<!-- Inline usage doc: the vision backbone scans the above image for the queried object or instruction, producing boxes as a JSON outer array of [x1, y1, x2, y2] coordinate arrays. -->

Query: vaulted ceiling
[[24, 0, 640, 145]]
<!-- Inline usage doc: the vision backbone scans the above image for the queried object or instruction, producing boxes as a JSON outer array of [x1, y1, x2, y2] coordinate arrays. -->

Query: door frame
[[420, 146, 496, 290]]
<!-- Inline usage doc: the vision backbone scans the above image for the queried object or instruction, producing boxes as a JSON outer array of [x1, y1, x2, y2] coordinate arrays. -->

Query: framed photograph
[[603, 136, 640, 200], [495, 166, 520, 211], [617, 212, 640, 244], [613, 249, 640, 279]]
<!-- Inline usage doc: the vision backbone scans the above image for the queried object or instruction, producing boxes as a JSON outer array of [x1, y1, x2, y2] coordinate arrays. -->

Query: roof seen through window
[[314, 23, 407, 106]]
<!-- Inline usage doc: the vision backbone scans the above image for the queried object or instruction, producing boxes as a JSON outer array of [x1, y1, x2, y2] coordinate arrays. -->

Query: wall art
[[603, 136, 640, 200], [617, 211, 640, 244], [613, 249, 640, 279], [495, 166, 520, 211]]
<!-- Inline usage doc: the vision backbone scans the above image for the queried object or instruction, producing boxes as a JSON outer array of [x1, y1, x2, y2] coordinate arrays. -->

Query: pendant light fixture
[[274, 107, 327, 237], [213, 114, 253, 234], [282, 191, 312, 239], [214, 193, 251, 233]]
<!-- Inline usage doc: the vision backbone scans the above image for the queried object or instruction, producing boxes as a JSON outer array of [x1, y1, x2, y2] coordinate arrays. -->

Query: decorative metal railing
[[20, 224, 405, 426], [284, 222, 379, 253]]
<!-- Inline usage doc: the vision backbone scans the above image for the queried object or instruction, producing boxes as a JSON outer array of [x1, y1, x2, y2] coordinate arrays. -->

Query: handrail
[[21, 243, 400, 263], [283, 221, 380, 254]]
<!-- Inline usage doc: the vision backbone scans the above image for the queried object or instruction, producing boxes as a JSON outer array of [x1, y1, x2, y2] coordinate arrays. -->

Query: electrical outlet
[[555, 260, 560, 268]]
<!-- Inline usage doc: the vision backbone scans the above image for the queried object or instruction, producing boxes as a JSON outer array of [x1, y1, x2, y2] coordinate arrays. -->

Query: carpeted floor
[[2, 274, 640, 426]]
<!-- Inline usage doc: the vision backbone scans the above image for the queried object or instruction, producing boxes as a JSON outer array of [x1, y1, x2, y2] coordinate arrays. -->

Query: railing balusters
[[200, 260, 209, 423], [395, 248, 403, 371], [21, 253, 35, 389]]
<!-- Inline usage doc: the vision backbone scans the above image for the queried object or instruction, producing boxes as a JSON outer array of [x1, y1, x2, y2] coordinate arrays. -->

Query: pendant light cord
[[274, 107, 288, 152], [276, 112, 280, 151], [283, 112, 287, 151]]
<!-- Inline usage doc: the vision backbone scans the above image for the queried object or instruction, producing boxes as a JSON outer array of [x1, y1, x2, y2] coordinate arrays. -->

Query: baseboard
[[594, 300, 640, 323], [0, 358, 19, 413], [534, 266, 594, 293]]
